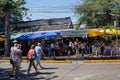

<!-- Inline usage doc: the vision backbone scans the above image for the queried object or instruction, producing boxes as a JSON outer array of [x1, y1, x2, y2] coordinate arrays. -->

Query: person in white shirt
[[12, 44, 22, 79], [35, 43, 45, 69], [10, 43, 17, 77], [68, 41, 72, 56]]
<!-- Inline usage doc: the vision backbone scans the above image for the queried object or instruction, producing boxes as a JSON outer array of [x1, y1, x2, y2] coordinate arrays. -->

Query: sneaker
[[27, 72, 30, 77], [40, 66, 44, 69]]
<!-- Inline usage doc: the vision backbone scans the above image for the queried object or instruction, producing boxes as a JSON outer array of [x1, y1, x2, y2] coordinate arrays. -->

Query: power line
[[29, 7, 73, 9], [26, 5, 75, 13], [28, 10, 73, 13], [27, 9, 74, 13], [29, 8, 73, 11], [28, 5, 75, 9], [28, 8, 73, 11], [28, 6, 74, 10]]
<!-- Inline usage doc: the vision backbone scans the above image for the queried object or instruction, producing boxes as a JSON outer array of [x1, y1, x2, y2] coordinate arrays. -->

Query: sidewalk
[[1, 55, 120, 63]]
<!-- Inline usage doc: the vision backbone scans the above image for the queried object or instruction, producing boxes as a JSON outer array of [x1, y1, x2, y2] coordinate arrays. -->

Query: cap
[[37, 43, 41, 46], [13, 40, 18, 43]]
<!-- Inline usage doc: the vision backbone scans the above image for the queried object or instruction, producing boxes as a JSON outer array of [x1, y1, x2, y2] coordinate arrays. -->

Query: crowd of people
[[10, 40, 44, 80], [9, 38, 89, 79], [37, 38, 88, 58], [92, 40, 119, 56]]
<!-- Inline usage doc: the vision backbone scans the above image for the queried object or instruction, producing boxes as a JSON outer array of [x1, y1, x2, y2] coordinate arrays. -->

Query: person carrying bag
[[27, 45, 38, 76]]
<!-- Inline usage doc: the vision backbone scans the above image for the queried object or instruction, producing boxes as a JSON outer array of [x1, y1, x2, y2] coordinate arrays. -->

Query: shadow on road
[[0, 67, 59, 80]]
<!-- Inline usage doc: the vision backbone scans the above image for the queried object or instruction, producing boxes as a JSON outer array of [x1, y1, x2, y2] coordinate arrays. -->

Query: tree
[[74, 0, 120, 28], [0, 0, 28, 56], [74, 0, 120, 55]]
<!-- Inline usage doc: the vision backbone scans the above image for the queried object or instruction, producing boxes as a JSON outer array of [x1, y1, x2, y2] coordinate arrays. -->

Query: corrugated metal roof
[[17, 17, 72, 27], [12, 17, 74, 34]]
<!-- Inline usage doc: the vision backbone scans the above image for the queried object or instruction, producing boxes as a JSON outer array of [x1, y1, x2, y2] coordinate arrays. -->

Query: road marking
[[117, 74, 120, 77], [74, 77, 80, 80], [74, 75, 93, 80], [82, 75, 93, 78]]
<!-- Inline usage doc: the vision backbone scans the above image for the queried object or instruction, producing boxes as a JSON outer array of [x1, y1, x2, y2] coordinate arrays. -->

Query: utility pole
[[110, 13, 119, 56], [114, 16, 119, 56]]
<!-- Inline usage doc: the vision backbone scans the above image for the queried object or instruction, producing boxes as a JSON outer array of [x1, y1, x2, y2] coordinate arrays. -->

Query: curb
[[0, 60, 72, 64], [83, 60, 120, 63], [1, 60, 120, 64]]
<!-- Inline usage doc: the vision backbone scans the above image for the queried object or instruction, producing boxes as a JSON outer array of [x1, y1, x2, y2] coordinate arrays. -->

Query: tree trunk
[[4, 10, 10, 56]]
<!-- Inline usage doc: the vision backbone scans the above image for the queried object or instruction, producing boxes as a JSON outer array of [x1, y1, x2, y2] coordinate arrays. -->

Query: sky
[[24, 0, 81, 24]]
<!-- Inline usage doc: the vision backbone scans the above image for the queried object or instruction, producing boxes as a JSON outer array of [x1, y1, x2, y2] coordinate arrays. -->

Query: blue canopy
[[11, 32, 61, 40], [27, 32, 43, 39], [15, 33, 33, 40], [41, 32, 61, 39], [10, 34, 22, 40]]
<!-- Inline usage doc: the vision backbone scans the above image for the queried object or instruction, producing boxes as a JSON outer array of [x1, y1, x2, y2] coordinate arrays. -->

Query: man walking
[[12, 44, 22, 80], [10, 41, 18, 77], [35, 43, 44, 69]]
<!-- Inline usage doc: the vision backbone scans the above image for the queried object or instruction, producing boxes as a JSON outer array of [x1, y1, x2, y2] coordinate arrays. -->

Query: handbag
[[32, 53, 37, 60]]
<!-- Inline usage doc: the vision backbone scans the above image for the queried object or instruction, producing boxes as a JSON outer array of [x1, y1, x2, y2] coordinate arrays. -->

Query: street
[[0, 62, 120, 80]]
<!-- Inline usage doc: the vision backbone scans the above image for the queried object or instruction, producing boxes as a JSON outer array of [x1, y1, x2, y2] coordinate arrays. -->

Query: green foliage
[[74, 0, 120, 28], [102, 23, 116, 33], [0, 0, 28, 23]]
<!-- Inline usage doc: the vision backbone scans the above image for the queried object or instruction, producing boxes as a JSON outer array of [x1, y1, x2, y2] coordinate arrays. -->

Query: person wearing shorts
[[12, 44, 22, 80], [10, 43, 18, 77], [35, 43, 45, 69]]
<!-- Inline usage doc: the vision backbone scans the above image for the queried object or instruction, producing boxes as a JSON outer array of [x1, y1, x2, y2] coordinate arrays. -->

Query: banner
[[61, 29, 87, 37]]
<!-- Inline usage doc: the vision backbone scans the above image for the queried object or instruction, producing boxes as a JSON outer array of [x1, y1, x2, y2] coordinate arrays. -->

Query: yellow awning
[[0, 35, 5, 42], [88, 28, 120, 37], [88, 29, 106, 37], [0, 37, 5, 42], [98, 29, 120, 35]]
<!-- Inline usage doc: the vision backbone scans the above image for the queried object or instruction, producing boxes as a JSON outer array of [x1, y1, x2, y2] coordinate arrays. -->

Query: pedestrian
[[51, 42, 55, 56], [80, 42, 86, 57], [74, 39, 80, 58], [10, 42, 18, 77], [47, 43, 51, 58], [12, 44, 22, 80], [68, 40, 72, 56], [27, 45, 38, 76], [35, 43, 45, 69]]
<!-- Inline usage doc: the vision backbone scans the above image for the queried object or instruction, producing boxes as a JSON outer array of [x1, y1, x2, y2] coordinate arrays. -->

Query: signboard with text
[[61, 29, 87, 38]]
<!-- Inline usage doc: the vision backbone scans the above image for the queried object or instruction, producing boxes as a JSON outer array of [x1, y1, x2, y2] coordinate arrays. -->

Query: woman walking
[[27, 45, 38, 76]]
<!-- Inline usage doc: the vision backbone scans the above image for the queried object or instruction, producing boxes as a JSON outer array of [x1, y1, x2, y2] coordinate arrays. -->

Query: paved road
[[0, 63, 120, 80]]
